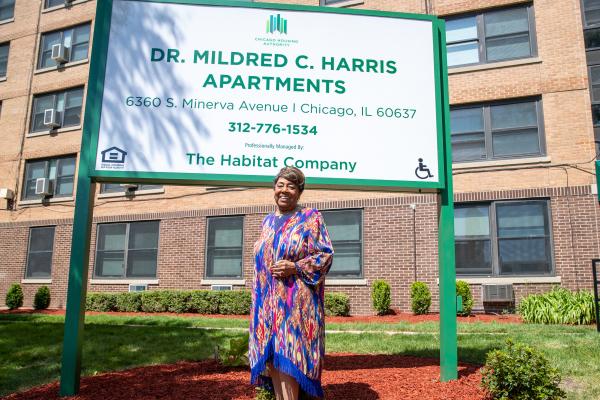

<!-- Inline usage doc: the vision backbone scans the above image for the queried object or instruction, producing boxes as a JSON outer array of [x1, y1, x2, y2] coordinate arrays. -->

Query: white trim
[[448, 57, 542, 75], [201, 279, 246, 286], [0, 77, 6, 82], [91, 279, 159, 285], [448, 276, 561, 285], [326, 278, 368, 286], [98, 187, 165, 198], [323, 0, 364, 7], [18, 196, 74, 206], [453, 156, 551, 171], [592, 184, 597, 195], [21, 279, 52, 284], [34, 59, 89, 74], [42, 0, 91, 13], [0, 18, 14, 25], [27, 125, 82, 137]]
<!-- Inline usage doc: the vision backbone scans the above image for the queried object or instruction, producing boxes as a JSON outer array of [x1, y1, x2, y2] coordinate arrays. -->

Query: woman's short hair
[[273, 167, 305, 193]]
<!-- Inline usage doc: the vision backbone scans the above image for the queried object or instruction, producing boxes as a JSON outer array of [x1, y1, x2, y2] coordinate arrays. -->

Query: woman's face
[[274, 177, 301, 213]]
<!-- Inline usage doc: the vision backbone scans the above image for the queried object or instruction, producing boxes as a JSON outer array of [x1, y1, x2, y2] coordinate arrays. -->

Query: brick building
[[0, 0, 598, 315]]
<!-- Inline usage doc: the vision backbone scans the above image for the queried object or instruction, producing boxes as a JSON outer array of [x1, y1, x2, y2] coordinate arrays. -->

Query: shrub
[[33, 286, 51, 310], [115, 292, 142, 312], [216, 334, 249, 367], [371, 280, 391, 315], [189, 290, 220, 314], [410, 281, 431, 315], [324, 293, 350, 316], [519, 287, 596, 325], [167, 291, 193, 313], [86, 293, 117, 312], [218, 290, 252, 315], [140, 291, 169, 313], [481, 339, 566, 400], [5, 283, 24, 310], [456, 280, 473, 316]]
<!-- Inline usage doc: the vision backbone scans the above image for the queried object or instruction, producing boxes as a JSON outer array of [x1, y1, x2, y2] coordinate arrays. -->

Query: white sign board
[[93, 0, 443, 188]]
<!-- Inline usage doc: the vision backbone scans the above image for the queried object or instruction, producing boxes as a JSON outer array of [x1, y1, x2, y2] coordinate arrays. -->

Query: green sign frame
[[59, 0, 457, 395]]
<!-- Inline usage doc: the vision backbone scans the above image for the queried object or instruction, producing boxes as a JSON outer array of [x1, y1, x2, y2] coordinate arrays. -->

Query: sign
[[90, 0, 445, 189]]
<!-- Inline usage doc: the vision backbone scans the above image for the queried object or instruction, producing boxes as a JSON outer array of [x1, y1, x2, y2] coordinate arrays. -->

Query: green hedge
[[86, 290, 252, 315], [519, 288, 596, 325], [33, 286, 51, 310], [5, 283, 24, 310], [456, 280, 474, 316], [371, 280, 391, 315], [324, 293, 350, 316], [410, 281, 431, 315]]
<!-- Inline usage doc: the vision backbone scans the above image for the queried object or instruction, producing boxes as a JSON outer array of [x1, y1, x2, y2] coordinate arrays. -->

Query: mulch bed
[[2, 355, 486, 400]]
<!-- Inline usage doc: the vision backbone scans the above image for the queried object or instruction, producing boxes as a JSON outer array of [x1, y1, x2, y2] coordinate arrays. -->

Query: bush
[[86, 293, 117, 312], [481, 339, 566, 400], [519, 287, 596, 325], [189, 290, 220, 314], [218, 290, 252, 315], [324, 293, 350, 316], [5, 283, 24, 310], [115, 292, 142, 312], [410, 281, 431, 315], [371, 280, 391, 315], [140, 291, 169, 313], [456, 280, 473, 316], [33, 286, 51, 310]]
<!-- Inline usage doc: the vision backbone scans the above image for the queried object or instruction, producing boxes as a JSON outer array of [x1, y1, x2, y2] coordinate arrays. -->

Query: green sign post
[[59, 0, 456, 395]]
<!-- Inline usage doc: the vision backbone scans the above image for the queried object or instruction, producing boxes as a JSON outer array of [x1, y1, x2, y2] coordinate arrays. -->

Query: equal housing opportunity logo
[[100, 146, 127, 170], [256, 13, 298, 47]]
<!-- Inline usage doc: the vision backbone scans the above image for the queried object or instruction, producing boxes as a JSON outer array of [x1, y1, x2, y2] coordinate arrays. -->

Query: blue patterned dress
[[249, 207, 334, 398]]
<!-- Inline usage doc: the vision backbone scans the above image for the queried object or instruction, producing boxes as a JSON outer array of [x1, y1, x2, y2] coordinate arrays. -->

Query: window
[[321, 209, 362, 278], [451, 98, 544, 162], [30, 87, 84, 132], [583, 0, 600, 28], [45, 0, 69, 8], [0, 0, 14, 21], [455, 200, 553, 276], [206, 216, 243, 278], [0, 43, 8, 78], [94, 221, 160, 278], [22, 155, 76, 200], [38, 23, 90, 69], [445, 5, 536, 67], [100, 183, 163, 194], [25, 227, 55, 278]]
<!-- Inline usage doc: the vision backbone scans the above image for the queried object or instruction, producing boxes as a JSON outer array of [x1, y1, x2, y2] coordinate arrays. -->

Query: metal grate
[[482, 284, 514, 302]]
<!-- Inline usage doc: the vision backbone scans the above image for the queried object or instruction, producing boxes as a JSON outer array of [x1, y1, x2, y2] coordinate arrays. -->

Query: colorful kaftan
[[249, 207, 334, 398]]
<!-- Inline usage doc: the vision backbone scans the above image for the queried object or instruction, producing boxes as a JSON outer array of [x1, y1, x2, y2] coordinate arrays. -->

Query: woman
[[249, 167, 334, 400]]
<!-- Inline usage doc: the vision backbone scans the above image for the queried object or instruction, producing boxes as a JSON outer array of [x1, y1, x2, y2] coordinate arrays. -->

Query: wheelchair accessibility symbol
[[415, 158, 434, 179]]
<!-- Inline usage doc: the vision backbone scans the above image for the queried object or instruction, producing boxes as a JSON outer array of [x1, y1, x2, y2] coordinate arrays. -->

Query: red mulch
[[1, 308, 523, 325], [2, 355, 485, 400]]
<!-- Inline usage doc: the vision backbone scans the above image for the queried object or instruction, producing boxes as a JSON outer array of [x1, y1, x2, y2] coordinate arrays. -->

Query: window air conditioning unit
[[128, 284, 147, 292], [35, 178, 53, 196], [0, 188, 14, 200], [119, 183, 139, 191], [64, 0, 74, 5], [211, 285, 232, 291], [43, 109, 61, 128], [51, 43, 69, 64], [482, 284, 514, 303]]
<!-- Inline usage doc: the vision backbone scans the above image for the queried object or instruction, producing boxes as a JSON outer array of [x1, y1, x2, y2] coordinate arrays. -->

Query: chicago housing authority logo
[[256, 13, 298, 47], [266, 14, 287, 34]]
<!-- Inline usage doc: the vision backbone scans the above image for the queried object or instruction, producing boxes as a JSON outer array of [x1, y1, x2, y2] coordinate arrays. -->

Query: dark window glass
[[25, 227, 55, 278], [0, 43, 8, 78], [22, 155, 77, 200], [31, 87, 84, 132], [585, 27, 600, 49], [455, 201, 553, 276], [584, 0, 600, 27], [0, 0, 15, 21], [451, 99, 543, 162], [95, 221, 159, 278], [322, 209, 362, 278], [206, 216, 243, 278], [320, 0, 349, 4], [45, 0, 67, 8], [38, 24, 90, 69], [100, 183, 163, 194], [591, 66, 600, 102], [445, 5, 535, 67]]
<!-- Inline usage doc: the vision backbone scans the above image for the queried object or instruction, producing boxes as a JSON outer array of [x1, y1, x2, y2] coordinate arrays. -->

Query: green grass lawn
[[1, 313, 598, 399]]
